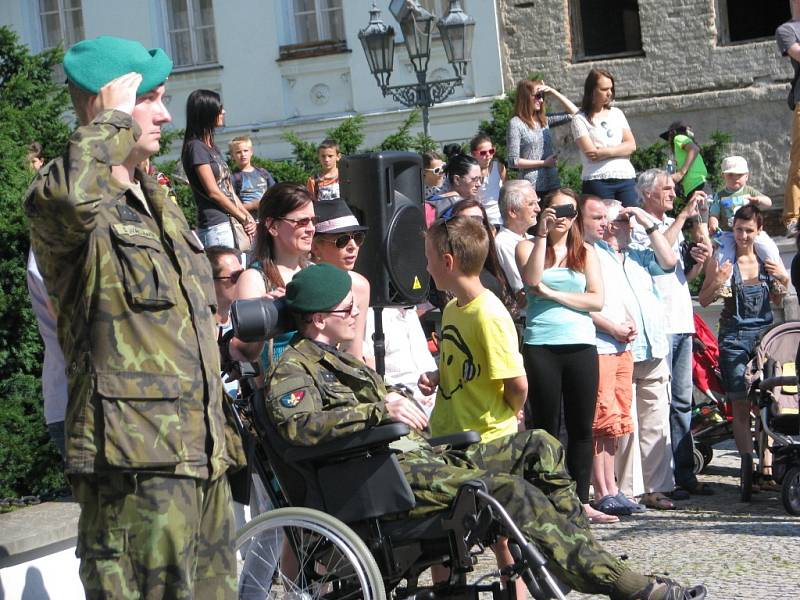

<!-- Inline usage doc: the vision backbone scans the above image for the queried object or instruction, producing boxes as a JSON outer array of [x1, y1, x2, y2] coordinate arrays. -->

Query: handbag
[[230, 217, 252, 252]]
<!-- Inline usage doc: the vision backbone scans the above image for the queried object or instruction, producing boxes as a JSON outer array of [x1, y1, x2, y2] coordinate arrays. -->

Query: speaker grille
[[384, 203, 429, 305]]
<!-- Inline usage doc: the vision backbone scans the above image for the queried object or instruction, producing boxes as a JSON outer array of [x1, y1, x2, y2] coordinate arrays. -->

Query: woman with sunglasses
[[517, 189, 609, 523], [311, 198, 370, 361], [470, 134, 507, 227], [181, 89, 255, 248], [571, 68, 639, 207], [506, 79, 578, 197], [422, 150, 446, 200], [231, 182, 315, 371], [426, 150, 482, 224]]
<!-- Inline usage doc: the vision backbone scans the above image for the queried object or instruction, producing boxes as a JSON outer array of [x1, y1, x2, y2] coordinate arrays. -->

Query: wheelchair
[[225, 358, 568, 600]]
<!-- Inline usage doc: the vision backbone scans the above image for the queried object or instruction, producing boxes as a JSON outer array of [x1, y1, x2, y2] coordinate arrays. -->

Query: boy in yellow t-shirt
[[419, 216, 527, 443]]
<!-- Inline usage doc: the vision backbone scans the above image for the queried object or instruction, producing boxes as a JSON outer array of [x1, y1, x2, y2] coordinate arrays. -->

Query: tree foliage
[[0, 26, 71, 498]]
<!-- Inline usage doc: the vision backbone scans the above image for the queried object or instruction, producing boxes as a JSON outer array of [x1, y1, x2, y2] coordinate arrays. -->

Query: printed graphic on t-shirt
[[239, 170, 271, 205], [437, 324, 481, 400]]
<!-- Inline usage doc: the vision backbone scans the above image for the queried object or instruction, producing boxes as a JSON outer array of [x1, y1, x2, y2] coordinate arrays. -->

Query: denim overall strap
[[730, 257, 772, 330]]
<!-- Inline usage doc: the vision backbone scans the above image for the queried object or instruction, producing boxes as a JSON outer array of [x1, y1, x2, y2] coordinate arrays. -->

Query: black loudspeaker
[[339, 151, 430, 307]]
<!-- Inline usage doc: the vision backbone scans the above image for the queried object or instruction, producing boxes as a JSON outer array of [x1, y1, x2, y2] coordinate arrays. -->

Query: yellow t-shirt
[[430, 290, 525, 443]]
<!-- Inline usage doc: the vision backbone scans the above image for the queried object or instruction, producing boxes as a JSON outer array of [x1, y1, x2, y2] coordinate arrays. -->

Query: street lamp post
[[358, 0, 475, 137]]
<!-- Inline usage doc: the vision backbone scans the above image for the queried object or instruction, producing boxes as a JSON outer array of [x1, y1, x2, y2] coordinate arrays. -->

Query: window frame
[[38, 0, 84, 50], [715, 0, 789, 46], [568, 0, 645, 63], [162, 0, 219, 69], [279, 0, 348, 60]]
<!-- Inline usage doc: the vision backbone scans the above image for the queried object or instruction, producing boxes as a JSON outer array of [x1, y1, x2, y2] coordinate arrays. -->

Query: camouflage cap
[[64, 36, 173, 95], [286, 263, 352, 313]]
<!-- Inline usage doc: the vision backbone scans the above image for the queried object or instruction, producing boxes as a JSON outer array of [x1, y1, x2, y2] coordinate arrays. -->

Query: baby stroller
[[691, 314, 734, 473], [741, 321, 800, 515]]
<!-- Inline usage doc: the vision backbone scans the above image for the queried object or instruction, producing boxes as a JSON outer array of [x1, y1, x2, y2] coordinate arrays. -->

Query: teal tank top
[[523, 268, 596, 345]]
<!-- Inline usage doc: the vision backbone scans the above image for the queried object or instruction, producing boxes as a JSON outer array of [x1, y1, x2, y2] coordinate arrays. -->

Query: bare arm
[[195, 164, 250, 223], [624, 207, 677, 270], [536, 244, 603, 312], [596, 127, 637, 160], [698, 258, 731, 307], [544, 86, 579, 115], [673, 141, 700, 183], [229, 269, 274, 361], [503, 375, 528, 413], [787, 42, 800, 63]]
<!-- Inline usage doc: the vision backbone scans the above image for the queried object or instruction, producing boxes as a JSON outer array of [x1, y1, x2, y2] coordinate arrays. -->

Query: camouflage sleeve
[[24, 110, 140, 253], [267, 364, 388, 446]]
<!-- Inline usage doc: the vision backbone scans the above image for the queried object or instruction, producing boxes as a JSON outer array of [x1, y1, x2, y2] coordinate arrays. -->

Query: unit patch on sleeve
[[279, 390, 305, 408]]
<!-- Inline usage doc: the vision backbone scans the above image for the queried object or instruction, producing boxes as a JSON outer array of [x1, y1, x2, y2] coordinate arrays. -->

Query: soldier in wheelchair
[[232, 263, 706, 600]]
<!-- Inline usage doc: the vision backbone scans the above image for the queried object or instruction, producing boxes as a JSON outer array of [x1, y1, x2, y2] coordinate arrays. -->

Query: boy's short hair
[[318, 138, 340, 153], [427, 216, 488, 276], [229, 135, 253, 153]]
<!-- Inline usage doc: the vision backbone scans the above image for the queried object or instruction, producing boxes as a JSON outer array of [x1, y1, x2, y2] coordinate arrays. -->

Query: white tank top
[[480, 161, 503, 225]]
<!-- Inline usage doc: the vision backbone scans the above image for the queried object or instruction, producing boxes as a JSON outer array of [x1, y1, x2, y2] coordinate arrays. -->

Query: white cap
[[721, 155, 748, 174]]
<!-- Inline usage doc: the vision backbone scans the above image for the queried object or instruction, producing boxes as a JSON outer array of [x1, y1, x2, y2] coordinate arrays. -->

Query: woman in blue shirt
[[517, 188, 606, 521]]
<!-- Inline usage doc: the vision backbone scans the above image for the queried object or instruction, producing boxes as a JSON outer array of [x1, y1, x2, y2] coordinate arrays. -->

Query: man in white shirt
[[495, 180, 539, 297], [631, 169, 714, 497]]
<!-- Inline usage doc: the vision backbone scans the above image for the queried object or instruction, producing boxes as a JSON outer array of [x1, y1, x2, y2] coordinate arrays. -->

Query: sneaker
[[615, 492, 646, 513], [627, 576, 707, 600]]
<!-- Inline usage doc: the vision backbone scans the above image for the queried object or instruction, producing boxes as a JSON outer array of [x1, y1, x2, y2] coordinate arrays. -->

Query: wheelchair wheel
[[781, 466, 800, 516], [235, 507, 386, 600], [740, 453, 753, 502]]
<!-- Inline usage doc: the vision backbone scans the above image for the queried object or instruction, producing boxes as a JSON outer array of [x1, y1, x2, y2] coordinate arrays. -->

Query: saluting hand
[[95, 72, 142, 116]]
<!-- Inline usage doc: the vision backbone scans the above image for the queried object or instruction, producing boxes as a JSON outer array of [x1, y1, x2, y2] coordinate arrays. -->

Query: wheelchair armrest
[[428, 430, 481, 449], [283, 422, 410, 463]]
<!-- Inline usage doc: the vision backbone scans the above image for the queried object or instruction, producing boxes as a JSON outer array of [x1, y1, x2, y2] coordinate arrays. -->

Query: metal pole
[[421, 105, 430, 138]]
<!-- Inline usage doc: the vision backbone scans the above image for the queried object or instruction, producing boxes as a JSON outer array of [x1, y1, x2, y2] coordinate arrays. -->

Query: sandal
[[640, 492, 676, 511], [584, 503, 620, 524], [675, 481, 715, 496]]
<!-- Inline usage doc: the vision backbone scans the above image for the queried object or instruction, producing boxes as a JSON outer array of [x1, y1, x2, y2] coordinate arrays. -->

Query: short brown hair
[[426, 216, 488, 276], [67, 81, 94, 126]]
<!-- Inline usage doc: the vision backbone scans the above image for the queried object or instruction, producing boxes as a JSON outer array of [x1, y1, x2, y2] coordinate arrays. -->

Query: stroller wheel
[[698, 443, 713, 470], [740, 453, 753, 502], [781, 466, 800, 516], [692, 446, 705, 475]]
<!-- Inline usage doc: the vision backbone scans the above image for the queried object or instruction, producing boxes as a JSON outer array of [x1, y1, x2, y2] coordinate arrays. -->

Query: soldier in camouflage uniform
[[24, 37, 245, 600], [266, 263, 706, 600]]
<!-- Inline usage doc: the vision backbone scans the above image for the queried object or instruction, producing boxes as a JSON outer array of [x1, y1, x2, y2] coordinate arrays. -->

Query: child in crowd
[[230, 135, 276, 217], [27, 141, 45, 172], [419, 215, 527, 598], [470, 133, 507, 227], [708, 155, 781, 295], [306, 138, 341, 201], [422, 150, 446, 200], [659, 121, 708, 197]]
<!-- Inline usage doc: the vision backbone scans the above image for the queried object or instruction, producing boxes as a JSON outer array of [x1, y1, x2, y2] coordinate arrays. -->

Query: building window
[[39, 0, 84, 49], [717, 1, 790, 45], [569, 0, 643, 61], [165, 0, 218, 68], [279, 0, 346, 59]]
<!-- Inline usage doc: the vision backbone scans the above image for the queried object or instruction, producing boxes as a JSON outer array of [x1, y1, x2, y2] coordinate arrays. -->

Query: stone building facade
[[496, 0, 795, 202]]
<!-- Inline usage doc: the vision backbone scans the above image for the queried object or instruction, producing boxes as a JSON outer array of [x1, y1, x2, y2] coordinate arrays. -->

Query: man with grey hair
[[631, 169, 713, 498], [496, 180, 539, 295]]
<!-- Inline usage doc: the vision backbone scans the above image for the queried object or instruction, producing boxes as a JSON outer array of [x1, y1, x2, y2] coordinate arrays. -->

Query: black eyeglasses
[[424, 166, 444, 175], [323, 301, 355, 316], [318, 231, 366, 249], [213, 269, 244, 284], [280, 216, 318, 228]]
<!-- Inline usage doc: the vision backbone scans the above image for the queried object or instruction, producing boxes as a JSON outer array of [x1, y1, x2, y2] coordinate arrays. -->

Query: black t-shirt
[[182, 139, 235, 229]]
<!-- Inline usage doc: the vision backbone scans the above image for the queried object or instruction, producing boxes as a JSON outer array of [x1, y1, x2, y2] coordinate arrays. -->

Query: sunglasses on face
[[318, 231, 366, 249], [213, 269, 244, 284], [424, 166, 445, 175], [474, 148, 496, 157], [533, 91, 545, 101], [280, 216, 318, 228], [323, 301, 355, 317]]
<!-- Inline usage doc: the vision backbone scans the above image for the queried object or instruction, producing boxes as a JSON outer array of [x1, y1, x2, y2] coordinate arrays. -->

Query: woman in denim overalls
[[699, 205, 790, 470]]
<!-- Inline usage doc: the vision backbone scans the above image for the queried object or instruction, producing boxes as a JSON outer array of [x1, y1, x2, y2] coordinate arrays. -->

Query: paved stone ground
[[469, 441, 799, 599]]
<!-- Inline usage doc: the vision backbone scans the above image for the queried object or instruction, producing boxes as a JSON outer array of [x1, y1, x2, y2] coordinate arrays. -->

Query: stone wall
[[496, 0, 796, 201]]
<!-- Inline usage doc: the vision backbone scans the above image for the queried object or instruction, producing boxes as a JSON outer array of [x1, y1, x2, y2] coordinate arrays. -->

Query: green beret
[[286, 264, 352, 313], [64, 36, 173, 95]]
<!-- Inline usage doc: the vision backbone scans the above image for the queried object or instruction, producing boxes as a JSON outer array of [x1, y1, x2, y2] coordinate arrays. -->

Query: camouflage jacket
[[266, 337, 392, 445], [24, 110, 245, 480]]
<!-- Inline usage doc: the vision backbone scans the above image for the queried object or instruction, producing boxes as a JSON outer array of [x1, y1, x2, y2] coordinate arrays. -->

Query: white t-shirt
[[593, 242, 634, 355], [571, 107, 637, 181], [630, 216, 695, 335], [495, 227, 531, 292]]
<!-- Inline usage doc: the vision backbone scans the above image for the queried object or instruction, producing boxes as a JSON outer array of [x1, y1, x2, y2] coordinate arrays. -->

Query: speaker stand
[[371, 306, 386, 378]]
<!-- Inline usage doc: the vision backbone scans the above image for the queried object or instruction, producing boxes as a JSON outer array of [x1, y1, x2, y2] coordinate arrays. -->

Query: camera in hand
[[553, 204, 578, 219], [230, 297, 293, 343]]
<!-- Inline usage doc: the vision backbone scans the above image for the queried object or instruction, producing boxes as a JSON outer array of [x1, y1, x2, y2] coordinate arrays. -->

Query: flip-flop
[[615, 492, 647, 513], [592, 494, 634, 516], [640, 492, 676, 510], [588, 511, 620, 524]]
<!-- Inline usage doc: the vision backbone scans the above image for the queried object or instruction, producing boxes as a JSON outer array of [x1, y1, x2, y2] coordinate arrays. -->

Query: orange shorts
[[592, 351, 634, 438]]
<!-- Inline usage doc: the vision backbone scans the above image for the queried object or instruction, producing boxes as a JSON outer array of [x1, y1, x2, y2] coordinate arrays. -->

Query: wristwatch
[[644, 223, 658, 235]]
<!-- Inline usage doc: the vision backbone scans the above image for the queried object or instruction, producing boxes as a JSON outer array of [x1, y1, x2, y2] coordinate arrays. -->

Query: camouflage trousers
[[401, 429, 627, 596], [71, 472, 237, 600]]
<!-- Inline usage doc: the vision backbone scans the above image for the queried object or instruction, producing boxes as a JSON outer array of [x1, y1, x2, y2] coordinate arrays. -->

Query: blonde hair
[[229, 135, 253, 154]]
